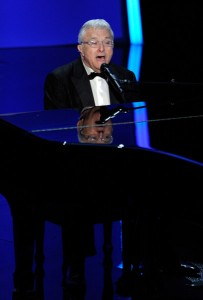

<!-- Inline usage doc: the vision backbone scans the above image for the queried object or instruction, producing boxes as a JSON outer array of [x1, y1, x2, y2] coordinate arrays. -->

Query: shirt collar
[[82, 61, 94, 76]]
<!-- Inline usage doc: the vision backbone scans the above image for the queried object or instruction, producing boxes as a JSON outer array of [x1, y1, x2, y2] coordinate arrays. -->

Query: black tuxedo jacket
[[44, 57, 137, 110]]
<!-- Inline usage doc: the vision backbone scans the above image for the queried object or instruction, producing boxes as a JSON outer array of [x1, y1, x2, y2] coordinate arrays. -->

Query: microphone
[[100, 63, 124, 94], [96, 106, 128, 124]]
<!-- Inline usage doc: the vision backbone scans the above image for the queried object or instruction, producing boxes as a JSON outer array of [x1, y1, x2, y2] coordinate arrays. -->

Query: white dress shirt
[[83, 63, 110, 106]]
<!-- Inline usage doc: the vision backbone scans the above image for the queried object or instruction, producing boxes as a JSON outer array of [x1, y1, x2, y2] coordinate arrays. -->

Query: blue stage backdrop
[[1, 0, 128, 48], [0, 0, 143, 115]]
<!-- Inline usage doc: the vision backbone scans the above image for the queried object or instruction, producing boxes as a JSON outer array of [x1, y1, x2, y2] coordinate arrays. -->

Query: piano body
[[1, 95, 202, 212], [0, 96, 203, 295]]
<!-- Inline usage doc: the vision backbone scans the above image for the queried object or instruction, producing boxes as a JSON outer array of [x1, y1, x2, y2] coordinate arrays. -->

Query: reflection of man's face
[[77, 107, 113, 144]]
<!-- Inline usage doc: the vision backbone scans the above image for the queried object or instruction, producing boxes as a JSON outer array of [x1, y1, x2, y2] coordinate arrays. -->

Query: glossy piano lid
[[0, 100, 203, 165], [0, 103, 137, 146]]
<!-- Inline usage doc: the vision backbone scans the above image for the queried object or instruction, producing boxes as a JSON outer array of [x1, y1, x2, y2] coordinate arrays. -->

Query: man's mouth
[[96, 55, 105, 61]]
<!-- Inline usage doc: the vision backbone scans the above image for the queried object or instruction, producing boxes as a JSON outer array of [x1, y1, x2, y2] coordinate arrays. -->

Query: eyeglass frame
[[79, 39, 114, 48], [79, 127, 113, 144]]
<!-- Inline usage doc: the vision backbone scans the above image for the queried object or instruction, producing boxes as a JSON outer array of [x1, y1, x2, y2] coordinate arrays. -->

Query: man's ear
[[77, 119, 83, 127], [77, 44, 84, 56]]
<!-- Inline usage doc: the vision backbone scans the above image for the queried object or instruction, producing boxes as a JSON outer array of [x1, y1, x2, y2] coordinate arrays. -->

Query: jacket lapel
[[71, 59, 95, 107]]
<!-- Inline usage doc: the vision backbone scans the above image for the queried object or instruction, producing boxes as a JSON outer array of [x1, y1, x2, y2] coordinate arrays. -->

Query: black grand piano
[[0, 94, 203, 298]]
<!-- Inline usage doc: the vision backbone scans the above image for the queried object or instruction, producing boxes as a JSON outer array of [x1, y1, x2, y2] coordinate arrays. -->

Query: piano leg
[[61, 219, 96, 287], [35, 220, 45, 298], [11, 207, 37, 295], [11, 208, 47, 300]]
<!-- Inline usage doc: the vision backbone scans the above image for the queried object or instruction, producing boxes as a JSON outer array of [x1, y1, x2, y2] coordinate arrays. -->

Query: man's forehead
[[85, 28, 111, 38]]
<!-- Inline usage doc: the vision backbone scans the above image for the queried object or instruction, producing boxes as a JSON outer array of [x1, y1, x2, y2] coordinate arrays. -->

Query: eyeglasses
[[81, 134, 113, 144], [80, 39, 114, 48], [79, 129, 113, 144]]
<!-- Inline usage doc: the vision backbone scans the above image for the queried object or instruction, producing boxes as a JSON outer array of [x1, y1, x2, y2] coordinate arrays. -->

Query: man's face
[[77, 28, 114, 73]]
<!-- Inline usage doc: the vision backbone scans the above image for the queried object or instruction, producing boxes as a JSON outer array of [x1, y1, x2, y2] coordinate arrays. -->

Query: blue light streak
[[126, 0, 150, 149], [126, 0, 143, 44]]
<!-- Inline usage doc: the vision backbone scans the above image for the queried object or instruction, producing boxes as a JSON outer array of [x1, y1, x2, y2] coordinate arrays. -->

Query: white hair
[[78, 19, 114, 43]]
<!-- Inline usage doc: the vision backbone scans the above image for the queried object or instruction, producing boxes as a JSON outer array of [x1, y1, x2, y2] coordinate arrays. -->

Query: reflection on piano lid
[[0, 99, 203, 164], [77, 106, 113, 144]]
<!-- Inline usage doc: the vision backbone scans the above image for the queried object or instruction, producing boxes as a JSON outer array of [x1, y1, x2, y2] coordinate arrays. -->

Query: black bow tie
[[88, 72, 106, 80]]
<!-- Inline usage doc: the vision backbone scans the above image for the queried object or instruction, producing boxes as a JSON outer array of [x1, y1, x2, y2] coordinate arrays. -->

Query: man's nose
[[98, 41, 105, 50], [98, 131, 104, 138]]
